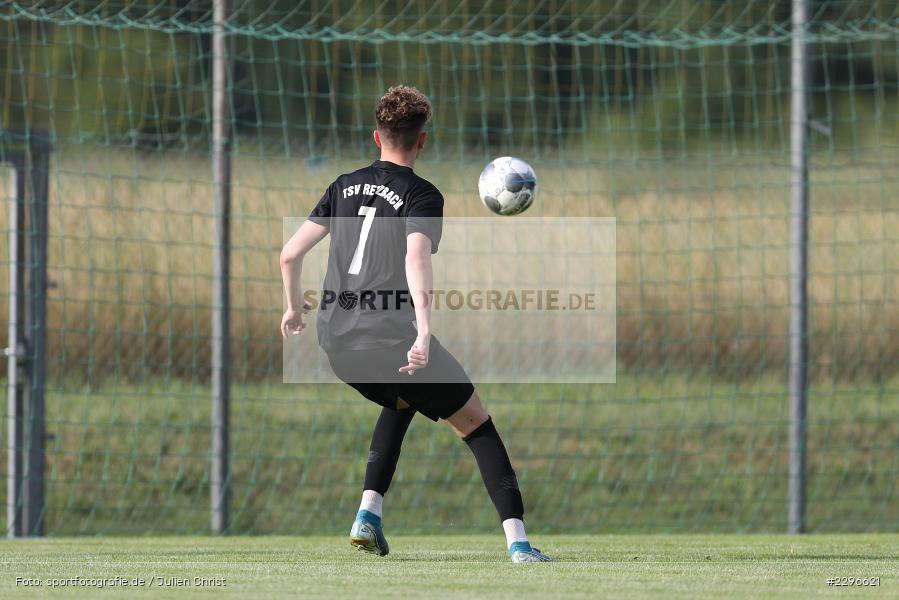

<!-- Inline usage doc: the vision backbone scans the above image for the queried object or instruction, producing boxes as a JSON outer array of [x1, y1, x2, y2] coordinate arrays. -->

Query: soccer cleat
[[349, 510, 389, 556], [509, 541, 552, 563]]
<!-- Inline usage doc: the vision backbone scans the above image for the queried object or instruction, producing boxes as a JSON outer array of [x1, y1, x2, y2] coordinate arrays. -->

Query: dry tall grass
[[1, 146, 897, 381]]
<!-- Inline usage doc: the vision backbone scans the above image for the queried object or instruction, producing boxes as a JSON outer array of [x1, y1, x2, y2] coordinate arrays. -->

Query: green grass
[[0, 150, 897, 535], [2, 147, 899, 379], [1, 375, 896, 535], [0, 535, 896, 599]]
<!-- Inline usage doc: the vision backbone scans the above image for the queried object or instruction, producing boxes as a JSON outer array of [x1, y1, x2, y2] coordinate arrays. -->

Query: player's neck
[[378, 150, 417, 169]]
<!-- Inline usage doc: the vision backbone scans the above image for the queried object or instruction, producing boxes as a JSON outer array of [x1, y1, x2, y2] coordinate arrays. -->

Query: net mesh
[[1, 0, 897, 534]]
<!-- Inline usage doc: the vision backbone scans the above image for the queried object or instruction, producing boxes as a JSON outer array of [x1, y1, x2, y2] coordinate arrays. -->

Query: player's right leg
[[326, 346, 414, 556], [445, 392, 552, 563], [350, 403, 415, 556]]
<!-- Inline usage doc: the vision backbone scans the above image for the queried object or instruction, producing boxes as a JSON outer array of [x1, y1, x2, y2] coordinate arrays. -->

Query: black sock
[[363, 406, 416, 495], [463, 416, 524, 522]]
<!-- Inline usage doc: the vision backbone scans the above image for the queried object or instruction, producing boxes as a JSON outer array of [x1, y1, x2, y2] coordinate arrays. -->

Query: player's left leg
[[350, 404, 415, 556], [446, 392, 552, 563]]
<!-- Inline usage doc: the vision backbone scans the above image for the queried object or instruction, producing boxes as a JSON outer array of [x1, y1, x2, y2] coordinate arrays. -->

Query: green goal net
[[1, 0, 897, 535]]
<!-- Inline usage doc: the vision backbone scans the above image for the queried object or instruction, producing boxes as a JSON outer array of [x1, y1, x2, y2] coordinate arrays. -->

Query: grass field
[[1, 374, 896, 536], [0, 534, 895, 599]]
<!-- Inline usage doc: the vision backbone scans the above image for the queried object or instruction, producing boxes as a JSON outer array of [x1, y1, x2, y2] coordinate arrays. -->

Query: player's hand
[[399, 334, 430, 376], [280, 302, 311, 338]]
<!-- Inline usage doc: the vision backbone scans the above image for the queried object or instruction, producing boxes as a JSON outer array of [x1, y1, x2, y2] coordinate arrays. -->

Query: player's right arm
[[399, 232, 433, 375]]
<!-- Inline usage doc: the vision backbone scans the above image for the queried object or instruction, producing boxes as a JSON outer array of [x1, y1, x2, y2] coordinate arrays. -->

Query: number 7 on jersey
[[348, 205, 376, 275]]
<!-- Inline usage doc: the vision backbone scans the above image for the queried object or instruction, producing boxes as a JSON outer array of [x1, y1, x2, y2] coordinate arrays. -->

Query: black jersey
[[308, 160, 443, 351]]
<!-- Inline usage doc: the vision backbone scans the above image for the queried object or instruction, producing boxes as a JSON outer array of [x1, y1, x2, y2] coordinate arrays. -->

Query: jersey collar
[[373, 159, 414, 172]]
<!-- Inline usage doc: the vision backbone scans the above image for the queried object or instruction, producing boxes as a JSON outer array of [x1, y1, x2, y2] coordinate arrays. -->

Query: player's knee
[[463, 392, 489, 423], [446, 391, 489, 437], [464, 411, 489, 434]]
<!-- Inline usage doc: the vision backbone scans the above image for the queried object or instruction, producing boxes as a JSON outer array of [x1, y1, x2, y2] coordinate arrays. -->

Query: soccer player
[[279, 86, 551, 563]]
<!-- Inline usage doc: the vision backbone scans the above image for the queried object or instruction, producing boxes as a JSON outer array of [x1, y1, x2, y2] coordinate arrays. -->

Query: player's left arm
[[279, 220, 329, 337]]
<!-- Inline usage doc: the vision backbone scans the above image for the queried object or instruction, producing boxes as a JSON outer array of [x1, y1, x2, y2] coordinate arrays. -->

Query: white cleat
[[509, 542, 553, 563]]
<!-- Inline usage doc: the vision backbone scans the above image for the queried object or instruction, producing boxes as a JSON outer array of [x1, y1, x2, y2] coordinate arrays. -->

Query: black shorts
[[326, 336, 474, 422]]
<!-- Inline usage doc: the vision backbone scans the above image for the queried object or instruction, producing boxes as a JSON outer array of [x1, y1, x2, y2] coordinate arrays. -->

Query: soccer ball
[[478, 156, 537, 215]]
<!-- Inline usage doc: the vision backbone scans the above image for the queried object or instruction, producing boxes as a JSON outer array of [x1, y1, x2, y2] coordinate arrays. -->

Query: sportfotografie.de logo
[[304, 289, 599, 311]]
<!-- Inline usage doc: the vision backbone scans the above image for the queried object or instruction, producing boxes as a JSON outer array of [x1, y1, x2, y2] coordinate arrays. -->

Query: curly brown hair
[[375, 85, 432, 150]]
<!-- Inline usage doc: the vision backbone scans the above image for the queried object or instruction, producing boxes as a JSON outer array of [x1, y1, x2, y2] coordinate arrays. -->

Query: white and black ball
[[478, 156, 537, 215]]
